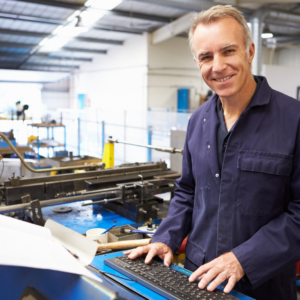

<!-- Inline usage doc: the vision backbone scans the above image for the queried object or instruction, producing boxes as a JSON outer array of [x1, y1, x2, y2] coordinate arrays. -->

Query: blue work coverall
[[152, 76, 300, 300]]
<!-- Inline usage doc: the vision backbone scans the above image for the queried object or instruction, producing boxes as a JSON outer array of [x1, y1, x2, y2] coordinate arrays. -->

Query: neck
[[220, 75, 257, 131]]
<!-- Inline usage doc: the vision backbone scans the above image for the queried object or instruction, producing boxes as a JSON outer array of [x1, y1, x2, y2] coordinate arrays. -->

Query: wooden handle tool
[[97, 238, 151, 251]]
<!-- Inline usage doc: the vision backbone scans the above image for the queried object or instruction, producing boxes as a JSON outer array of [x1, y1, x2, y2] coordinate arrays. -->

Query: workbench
[[41, 202, 253, 300]]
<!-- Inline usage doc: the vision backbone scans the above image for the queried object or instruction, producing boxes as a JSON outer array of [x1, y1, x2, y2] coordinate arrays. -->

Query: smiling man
[[125, 5, 300, 300]]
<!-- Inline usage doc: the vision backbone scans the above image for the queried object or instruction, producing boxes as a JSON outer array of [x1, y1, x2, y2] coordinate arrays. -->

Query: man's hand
[[189, 252, 244, 294], [124, 242, 173, 266]]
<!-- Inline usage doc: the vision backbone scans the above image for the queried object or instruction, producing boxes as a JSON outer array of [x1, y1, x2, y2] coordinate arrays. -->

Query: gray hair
[[189, 5, 252, 58]]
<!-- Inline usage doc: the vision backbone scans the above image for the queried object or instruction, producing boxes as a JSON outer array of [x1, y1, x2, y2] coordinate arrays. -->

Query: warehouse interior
[[1, 0, 300, 299]]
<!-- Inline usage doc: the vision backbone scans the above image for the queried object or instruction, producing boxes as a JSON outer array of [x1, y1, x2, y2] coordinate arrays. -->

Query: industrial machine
[[0, 161, 179, 223]]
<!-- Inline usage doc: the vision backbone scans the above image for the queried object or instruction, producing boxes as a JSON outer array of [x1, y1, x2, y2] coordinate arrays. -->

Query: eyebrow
[[221, 42, 238, 50], [197, 42, 238, 59]]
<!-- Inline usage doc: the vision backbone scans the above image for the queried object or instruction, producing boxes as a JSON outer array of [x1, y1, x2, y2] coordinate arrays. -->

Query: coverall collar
[[205, 75, 272, 112]]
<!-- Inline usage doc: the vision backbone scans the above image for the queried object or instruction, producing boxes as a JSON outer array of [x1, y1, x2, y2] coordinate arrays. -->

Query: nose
[[212, 55, 226, 73]]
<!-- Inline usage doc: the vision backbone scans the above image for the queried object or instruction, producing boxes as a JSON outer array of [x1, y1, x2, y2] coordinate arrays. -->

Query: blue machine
[[0, 265, 143, 300], [177, 89, 189, 112]]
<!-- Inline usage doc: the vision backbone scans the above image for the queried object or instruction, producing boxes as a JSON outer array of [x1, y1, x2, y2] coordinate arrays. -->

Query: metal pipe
[[65, 187, 120, 197], [0, 191, 112, 214], [81, 197, 121, 206], [0, 132, 104, 173], [108, 137, 183, 154]]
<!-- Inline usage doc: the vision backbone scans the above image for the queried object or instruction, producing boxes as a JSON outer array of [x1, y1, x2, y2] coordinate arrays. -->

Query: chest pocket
[[237, 150, 293, 217]]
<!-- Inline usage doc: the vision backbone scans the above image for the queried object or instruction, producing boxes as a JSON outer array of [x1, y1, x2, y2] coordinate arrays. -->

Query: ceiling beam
[[0, 12, 63, 25], [61, 47, 107, 54], [152, 12, 193, 44], [109, 9, 170, 23], [92, 25, 143, 35], [14, 0, 83, 10], [74, 37, 123, 45], [36, 54, 92, 62], [0, 42, 36, 48], [23, 62, 80, 69], [0, 28, 49, 37], [0, 52, 93, 62], [0, 27, 140, 39], [0, 29, 124, 45]]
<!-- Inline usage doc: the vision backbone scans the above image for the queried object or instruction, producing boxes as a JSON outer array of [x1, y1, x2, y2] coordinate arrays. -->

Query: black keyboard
[[104, 255, 239, 300]]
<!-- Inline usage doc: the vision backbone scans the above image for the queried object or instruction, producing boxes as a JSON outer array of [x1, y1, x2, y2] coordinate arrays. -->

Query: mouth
[[214, 75, 233, 82]]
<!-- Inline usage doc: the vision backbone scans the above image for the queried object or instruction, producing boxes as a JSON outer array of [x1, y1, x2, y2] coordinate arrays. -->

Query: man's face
[[192, 18, 255, 99]]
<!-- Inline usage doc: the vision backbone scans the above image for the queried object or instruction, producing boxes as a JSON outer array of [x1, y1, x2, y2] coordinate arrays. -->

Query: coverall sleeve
[[151, 121, 195, 254], [232, 139, 300, 289]]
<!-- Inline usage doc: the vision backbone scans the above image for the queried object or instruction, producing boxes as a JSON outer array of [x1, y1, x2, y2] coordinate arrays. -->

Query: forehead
[[192, 18, 244, 53]]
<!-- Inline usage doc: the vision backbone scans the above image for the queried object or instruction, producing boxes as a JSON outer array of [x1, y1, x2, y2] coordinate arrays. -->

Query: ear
[[248, 42, 255, 64]]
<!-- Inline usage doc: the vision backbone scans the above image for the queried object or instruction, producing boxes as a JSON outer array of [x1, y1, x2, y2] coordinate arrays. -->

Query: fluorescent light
[[57, 26, 89, 37], [261, 33, 273, 39], [80, 10, 104, 26], [84, 0, 122, 10], [39, 37, 71, 53], [52, 25, 64, 35]]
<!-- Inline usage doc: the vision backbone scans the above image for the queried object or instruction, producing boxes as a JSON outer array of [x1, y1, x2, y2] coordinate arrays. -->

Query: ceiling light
[[39, 37, 50, 47], [262, 25, 273, 39], [80, 10, 104, 26], [38, 37, 71, 53], [57, 26, 89, 38], [262, 33, 273, 39], [84, 0, 122, 10], [52, 25, 64, 35]]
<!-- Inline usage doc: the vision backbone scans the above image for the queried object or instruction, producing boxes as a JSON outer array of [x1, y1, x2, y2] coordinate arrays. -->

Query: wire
[[89, 265, 137, 282], [102, 271, 137, 282]]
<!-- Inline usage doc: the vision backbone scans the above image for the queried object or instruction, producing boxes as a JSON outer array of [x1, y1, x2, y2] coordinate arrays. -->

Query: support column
[[250, 13, 264, 76]]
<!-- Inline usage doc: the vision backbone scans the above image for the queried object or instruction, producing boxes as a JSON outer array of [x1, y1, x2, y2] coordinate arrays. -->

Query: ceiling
[[1, 0, 300, 73]]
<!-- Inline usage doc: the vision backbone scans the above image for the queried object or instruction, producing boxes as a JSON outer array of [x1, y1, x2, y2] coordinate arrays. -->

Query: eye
[[200, 56, 210, 62], [225, 49, 235, 54]]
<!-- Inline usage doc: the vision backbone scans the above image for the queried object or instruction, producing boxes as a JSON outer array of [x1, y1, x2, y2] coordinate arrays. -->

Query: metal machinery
[[0, 161, 179, 223]]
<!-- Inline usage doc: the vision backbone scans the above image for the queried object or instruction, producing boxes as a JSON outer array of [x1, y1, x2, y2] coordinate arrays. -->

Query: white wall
[[41, 91, 71, 111], [147, 35, 209, 111], [70, 33, 149, 112], [261, 64, 299, 99], [41, 78, 71, 111], [274, 47, 300, 69]]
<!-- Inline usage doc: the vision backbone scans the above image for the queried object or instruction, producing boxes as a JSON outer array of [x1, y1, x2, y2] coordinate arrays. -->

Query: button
[[215, 173, 219, 177], [207, 145, 210, 149], [203, 118, 206, 122]]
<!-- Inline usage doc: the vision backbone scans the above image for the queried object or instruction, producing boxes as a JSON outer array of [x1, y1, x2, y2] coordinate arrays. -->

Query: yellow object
[[102, 142, 114, 169], [50, 170, 57, 176], [28, 135, 37, 143], [74, 170, 86, 173]]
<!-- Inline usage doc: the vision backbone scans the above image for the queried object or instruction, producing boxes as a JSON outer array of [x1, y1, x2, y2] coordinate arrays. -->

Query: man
[[125, 5, 300, 300]]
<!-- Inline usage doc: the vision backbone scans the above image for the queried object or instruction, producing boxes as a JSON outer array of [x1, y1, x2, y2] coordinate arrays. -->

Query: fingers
[[145, 247, 160, 264], [224, 276, 237, 294], [162, 251, 173, 267], [198, 267, 221, 289], [127, 245, 151, 259], [207, 272, 228, 292], [123, 250, 132, 255], [189, 263, 212, 282]]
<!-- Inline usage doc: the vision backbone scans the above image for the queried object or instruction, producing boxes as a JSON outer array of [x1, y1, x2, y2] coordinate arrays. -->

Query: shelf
[[0, 146, 32, 155], [29, 142, 64, 148], [28, 123, 65, 128]]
